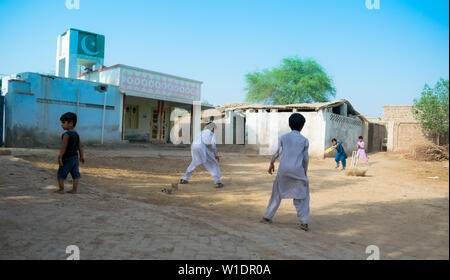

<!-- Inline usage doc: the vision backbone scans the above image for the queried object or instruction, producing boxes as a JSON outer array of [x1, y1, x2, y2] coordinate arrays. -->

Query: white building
[[78, 64, 204, 143], [214, 99, 368, 158]]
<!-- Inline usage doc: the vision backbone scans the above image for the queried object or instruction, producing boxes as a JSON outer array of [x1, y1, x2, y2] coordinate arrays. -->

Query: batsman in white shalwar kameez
[[182, 123, 221, 185], [263, 130, 310, 225]]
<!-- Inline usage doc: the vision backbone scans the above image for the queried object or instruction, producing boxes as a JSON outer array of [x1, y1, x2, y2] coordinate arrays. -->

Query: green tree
[[245, 57, 336, 105], [413, 78, 449, 145]]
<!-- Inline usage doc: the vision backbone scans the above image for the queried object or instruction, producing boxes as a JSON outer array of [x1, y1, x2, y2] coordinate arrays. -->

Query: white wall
[[323, 111, 364, 157], [244, 110, 326, 157], [79, 68, 120, 86], [240, 109, 364, 158]]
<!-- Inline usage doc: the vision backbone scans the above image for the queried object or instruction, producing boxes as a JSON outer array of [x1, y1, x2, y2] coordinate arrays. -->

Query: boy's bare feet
[[260, 217, 272, 224], [66, 189, 77, 194], [54, 189, 65, 194]]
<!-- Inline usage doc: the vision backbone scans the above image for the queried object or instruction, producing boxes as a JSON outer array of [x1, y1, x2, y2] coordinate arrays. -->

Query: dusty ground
[[0, 144, 448, 259]]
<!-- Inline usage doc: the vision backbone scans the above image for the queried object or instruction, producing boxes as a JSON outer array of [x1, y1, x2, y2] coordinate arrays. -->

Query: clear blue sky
[[0, 0, 448, 117]]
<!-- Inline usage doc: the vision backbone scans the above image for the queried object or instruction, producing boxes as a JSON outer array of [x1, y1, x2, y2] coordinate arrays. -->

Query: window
[[125, 105, 139, 129]]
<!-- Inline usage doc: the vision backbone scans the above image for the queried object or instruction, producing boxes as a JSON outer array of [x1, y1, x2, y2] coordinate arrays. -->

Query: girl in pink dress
[[356, 136, 369, 164]]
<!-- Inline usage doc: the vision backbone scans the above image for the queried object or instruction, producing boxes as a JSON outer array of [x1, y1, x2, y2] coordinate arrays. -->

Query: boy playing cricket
[[260, 113, 310, 231], [55, 112, 84, 194], [331, 138, 347, 170], [180, 122, 223, 188]]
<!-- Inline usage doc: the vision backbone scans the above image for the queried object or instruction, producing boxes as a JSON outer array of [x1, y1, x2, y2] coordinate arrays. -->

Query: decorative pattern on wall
[[120, 68, 201, 104], [329, 113, 362, 127]]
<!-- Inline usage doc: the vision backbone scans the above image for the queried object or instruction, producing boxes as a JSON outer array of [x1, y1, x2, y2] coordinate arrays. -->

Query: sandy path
[[0, 146, 448, 259]]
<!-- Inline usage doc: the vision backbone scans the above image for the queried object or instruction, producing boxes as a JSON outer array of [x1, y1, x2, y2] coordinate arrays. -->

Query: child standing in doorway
[[55, 112, 85, 194]]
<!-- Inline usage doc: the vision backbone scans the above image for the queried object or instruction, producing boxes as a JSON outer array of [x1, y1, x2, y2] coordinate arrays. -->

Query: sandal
[[260, 217, 273, 224], [161, 188, 172, 194], [215, 182, 224, 188], [179, 179, 189, 184], [299, 224, 309, 232]]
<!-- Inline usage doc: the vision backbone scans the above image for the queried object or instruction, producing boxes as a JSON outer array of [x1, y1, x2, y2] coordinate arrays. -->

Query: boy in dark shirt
[[55, 112, 84, 194]]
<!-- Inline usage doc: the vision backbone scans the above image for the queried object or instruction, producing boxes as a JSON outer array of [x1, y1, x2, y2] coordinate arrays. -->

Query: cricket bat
[[324, 147, 334, 154]]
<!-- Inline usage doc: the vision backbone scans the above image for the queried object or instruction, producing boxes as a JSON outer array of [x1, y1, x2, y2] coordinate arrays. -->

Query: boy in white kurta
[[261, 113, 310, 231], [180, 122, 224, 188]]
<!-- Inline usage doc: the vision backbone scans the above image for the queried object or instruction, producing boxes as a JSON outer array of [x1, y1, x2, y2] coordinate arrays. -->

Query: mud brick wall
[[395, 123, 432, 151], [382, 105, 417, 122], [382, 105, 434, 152]]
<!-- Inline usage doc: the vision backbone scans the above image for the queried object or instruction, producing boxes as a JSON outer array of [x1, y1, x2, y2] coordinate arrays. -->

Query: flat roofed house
[[208, 99, 369, 158], [0, 28, 205, 147], [78, 64, 203, 143]]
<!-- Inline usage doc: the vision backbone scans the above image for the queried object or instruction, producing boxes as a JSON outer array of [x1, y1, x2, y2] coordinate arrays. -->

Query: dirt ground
[[0, 144, 448, 259]]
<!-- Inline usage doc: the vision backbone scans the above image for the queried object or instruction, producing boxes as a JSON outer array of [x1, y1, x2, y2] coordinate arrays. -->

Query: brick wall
[[394, 123, 431, 151], [382, 105, 417, 122], [382, 105, 434, 152]]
